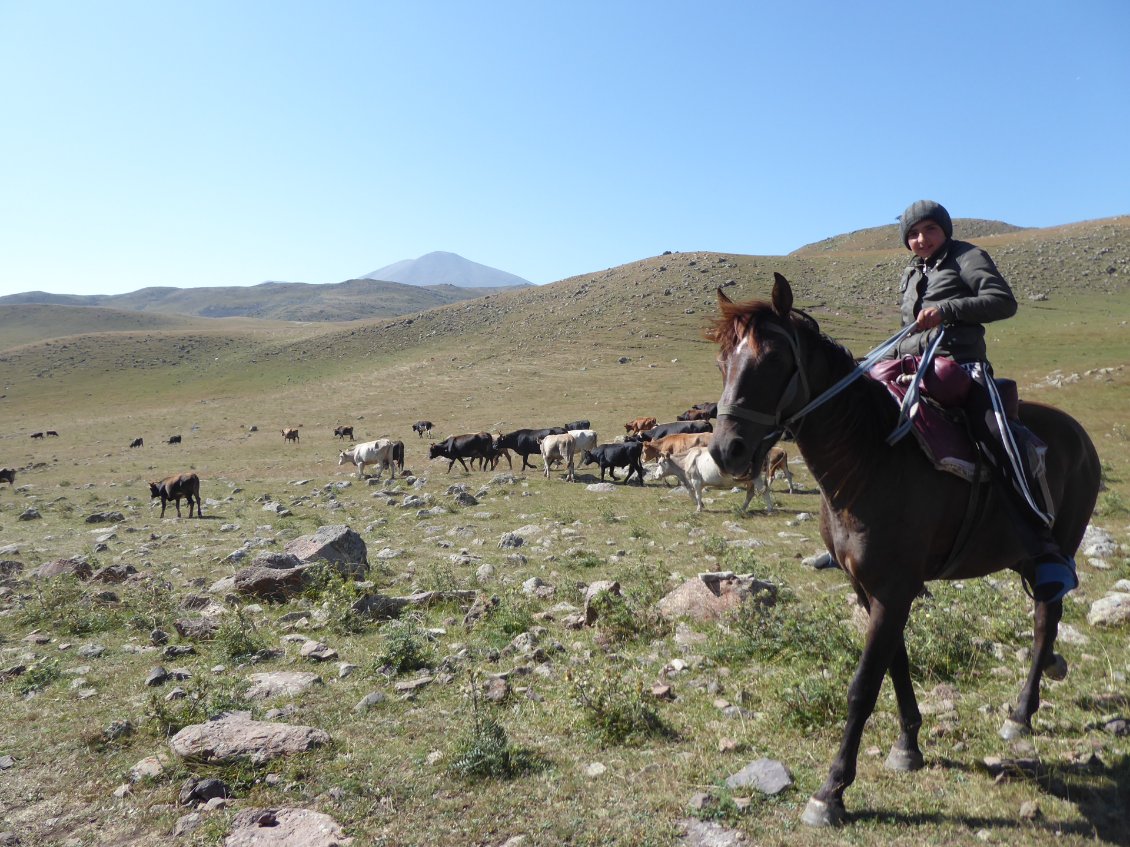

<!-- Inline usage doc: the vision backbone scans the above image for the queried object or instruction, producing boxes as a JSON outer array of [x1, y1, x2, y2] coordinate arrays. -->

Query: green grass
[[0, 239, 1128, 846]]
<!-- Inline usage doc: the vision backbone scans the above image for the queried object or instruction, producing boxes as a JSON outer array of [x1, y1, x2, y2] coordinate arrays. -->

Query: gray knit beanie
[[899, 200, 953, 248]]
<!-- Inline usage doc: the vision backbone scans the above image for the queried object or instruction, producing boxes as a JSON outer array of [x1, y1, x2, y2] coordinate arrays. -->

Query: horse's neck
[[792, 341, 896, 507]]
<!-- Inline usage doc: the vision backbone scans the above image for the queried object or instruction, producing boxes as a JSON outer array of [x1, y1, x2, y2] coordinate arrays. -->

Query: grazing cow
[[581, 442, 645, 484], [339, 439, 395, 479], [623, 417, 657, 435], [493, 428, 566, 471], [148, 472, 203, 518], [30, 432, 44, 439], [412, 420, 434, 438], [334, 425, 354, 441], [566, 429, 598, 457], [539, 432, 577, 481], [46, 430, 59, 437], [281, 428, 299, 443], [563, 419, 590, 431], [656, 446, 770, 513], [429, 431, 493, 473], [167, 435, 182, 445], [641, 432, 714, 463], [676, 408, 713, 421], [129, 437, 144, 449], [633, 419, 713, 442], [0, 468, 15, 485]]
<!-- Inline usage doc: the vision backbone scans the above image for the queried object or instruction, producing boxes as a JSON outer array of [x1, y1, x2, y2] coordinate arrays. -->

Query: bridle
[[716, 316, 925, 441]]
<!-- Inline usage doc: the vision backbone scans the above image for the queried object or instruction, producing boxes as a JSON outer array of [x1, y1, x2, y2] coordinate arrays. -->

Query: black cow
[[167, 435, 182, 445], [129, 437, 144, 448], [633, 420, 713, 442], [492, 427, 566, 471], [563, 419, 591, 431], [334, 425, 354, 440], [412, 420, 434, 437], [30, 432, 44, 439], [429, 432, 493, 473], [148, 472, 203, 518], [676, 408, 713, 421], [581, 442, 645, 485], [390, 440, 405, 474], [0, 468, 15, 485], [45, 430, 59, 437]]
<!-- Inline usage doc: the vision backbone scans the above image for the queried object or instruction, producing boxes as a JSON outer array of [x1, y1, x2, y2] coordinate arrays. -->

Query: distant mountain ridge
[[363, 251, 533, 288]]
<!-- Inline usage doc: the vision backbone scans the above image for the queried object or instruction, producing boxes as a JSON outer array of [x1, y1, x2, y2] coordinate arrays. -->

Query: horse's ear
[[771, 272, 793, 317], [716, 286, 733, 306]]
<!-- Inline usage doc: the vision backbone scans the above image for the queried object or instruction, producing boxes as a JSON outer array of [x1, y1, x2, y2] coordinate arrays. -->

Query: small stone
[[1019, 800, 1041, 820]]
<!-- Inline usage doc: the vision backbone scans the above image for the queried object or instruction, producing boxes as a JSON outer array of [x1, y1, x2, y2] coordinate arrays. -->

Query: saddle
[[868, 356, 1019, 482]]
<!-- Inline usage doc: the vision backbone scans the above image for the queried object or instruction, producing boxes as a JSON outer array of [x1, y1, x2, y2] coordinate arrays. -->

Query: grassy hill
[[0, 215, 1128, 847]]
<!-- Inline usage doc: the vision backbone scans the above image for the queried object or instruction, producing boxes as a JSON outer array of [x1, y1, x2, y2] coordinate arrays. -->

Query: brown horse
[[707, 273, 1100, 827]]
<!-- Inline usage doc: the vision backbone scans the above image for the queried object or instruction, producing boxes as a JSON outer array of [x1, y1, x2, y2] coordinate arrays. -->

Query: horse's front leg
[[802, 594, 913, 827], [1001, 598, 1064, 740]]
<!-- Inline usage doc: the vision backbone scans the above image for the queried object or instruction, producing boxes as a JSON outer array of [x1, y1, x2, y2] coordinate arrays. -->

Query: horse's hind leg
[[803, 595, 913, 827], [1001, 599, 1063, 740], [884, 635, 924, 772]]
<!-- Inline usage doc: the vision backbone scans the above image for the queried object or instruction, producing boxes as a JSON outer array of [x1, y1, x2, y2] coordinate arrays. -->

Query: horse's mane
[[705, 297, 853, 374]]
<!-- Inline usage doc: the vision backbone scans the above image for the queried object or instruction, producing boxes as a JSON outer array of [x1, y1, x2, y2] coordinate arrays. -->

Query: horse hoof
[[999, 718, 1031, 741], [1044, 653, 1068, 681], [884, 747, 925, 772], [800, 797, 845, 827]]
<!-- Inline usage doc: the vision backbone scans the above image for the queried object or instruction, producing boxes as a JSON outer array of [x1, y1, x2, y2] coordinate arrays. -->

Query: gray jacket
[[887, 239, 1017, 363]]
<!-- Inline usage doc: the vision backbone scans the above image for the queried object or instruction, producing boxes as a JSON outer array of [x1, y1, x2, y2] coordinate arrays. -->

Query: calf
[[149, 472, 203, 518], [129, 437, 144, 448], [623, 417, 657, 435], [0, 468, 15, 486], [412, 420, 434, 438], [167, 435, 182, 445], [339, 439, 396, 479], [581, 442, 645, 485], [655, 446, 770, 514], [539, 432, 576, 482], [642, 432, 713, 463], [334, 425, 354, 441], [493, 427, 566, 472], [762, 445, 795, 493], [281, 428, 299, 443], [429, 432, 493, 473]]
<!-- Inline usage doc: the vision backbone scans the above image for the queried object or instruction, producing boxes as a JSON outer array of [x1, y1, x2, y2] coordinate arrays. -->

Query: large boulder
[[169, 712, 329, 765], [32, 557, 92, 580], [224, 807, 352, 846], [232, 565, 312, 601], [657, 572, 777, 623], [284, 525, 368, 577]]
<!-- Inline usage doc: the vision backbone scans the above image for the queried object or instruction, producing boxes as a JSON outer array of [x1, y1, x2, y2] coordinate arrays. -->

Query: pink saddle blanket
[[868, 356, 982, 480]]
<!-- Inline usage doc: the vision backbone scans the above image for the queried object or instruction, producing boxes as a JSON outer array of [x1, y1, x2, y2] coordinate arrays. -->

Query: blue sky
[[2, 1, 1127, 297]]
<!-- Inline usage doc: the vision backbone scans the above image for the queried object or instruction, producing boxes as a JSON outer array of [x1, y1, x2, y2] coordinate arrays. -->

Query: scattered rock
[[32, 557, 92, 580], [657, 572, 777, 622], [284, 524, 368, 577], [224, 807, 352, 846], [725, 758, 793, 795], [169, 712, 330, 765], [245, 671, 324, 700], [1087, 593, 1130, 627]]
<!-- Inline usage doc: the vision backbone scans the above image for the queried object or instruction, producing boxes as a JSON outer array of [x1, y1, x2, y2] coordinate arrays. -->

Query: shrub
[[375, 617, 432, 675], [302, 563, 367, 635], [589, 590, 670, 646], [573, 666, 675, 745], [448, 688, 536, 780], [144, 676, 255, 738], [213, 609, 270, 661], [16, 578, 125, 636], [15, 659, 62, 696]]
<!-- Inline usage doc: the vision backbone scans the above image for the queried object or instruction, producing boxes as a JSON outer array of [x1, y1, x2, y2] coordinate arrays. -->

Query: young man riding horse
[[814, 200, 1077, 603]]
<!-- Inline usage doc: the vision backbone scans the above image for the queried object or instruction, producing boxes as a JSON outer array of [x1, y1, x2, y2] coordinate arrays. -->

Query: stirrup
[[1030, 557, 1078, 604]]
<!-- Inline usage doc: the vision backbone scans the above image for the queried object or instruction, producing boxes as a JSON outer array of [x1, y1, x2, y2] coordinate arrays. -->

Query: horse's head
[[708, 272, 812, 478]]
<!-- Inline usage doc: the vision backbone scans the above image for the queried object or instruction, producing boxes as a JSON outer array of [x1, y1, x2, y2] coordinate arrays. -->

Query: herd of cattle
[[5, 402, 797, 519]]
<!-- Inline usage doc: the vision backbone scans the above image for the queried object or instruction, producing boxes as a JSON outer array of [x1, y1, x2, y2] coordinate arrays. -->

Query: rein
[[716, 320, 922, 439]]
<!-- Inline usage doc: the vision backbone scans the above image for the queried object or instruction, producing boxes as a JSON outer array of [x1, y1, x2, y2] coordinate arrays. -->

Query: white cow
[[539, 432, 577, 482], [656, 445, 772, 513], [339, 438, 395, 480], [566, 429, 597, 457]]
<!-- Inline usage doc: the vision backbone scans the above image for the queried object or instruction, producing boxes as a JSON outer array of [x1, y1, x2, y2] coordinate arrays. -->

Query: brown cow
[[148, 472, 203, 518], [623, 416, 657, 435], [762, 445, 795, 493], [641, 432, 714, 462], [282, 428, 300, 443]]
